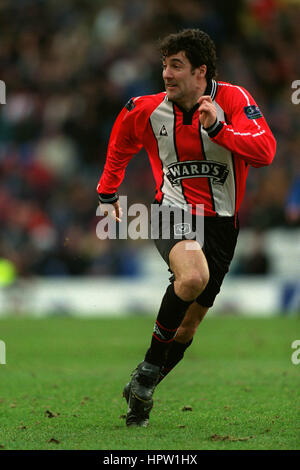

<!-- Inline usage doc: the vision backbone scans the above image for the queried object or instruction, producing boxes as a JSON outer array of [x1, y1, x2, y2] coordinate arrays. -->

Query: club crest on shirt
[[166, 161, 229, 186]]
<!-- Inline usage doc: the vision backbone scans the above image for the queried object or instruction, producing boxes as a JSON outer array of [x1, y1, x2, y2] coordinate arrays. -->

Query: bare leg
[[169, 240, 210, 301], [175, 302, 209, 343]]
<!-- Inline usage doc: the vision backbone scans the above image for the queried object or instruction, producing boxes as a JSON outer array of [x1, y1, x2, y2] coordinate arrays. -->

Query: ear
[[198, 65, 207, 78], [192, 64, 207, 79]]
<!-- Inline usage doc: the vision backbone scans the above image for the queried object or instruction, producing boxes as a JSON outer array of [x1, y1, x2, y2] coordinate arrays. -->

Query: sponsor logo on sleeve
[[244, 105, 263, 119]]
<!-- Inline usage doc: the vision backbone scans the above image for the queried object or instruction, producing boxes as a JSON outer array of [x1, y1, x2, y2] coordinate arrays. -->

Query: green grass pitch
[[0, 315, 299, 450]]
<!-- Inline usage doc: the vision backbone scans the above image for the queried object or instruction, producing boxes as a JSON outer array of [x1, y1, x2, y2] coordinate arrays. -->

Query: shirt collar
[[204, 79, 217, 100]]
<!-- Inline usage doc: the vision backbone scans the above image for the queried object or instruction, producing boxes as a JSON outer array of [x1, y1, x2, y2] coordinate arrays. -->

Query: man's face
[[162, 51, 199, 106]]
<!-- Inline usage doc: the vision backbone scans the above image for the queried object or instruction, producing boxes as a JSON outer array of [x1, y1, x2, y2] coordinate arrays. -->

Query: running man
[[97, 29, 276, 427]]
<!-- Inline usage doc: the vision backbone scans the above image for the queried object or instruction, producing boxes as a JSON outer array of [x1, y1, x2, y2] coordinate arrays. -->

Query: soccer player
[[97, 29, 276, 427]]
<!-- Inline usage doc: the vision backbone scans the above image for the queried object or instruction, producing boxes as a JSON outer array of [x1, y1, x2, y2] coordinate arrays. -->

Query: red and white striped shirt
[[97, 79, 276, 217]]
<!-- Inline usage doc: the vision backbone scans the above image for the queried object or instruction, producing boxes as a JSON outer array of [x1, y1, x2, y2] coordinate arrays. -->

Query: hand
[[198, 95, 217, 129], [99, 200, 123, 222]]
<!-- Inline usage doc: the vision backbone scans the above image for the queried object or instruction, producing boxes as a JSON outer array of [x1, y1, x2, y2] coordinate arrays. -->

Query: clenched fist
[[198, 95, 217, 129]]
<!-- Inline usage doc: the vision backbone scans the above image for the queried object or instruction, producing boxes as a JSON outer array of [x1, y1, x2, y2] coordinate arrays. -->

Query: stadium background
[[0, 0, 299, 315]]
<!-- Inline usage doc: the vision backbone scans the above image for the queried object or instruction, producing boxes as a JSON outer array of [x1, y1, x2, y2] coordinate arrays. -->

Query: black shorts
[[152, 205, 239, 308]]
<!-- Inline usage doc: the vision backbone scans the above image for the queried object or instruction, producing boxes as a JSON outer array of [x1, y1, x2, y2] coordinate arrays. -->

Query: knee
[[175, 270, 209, 301]]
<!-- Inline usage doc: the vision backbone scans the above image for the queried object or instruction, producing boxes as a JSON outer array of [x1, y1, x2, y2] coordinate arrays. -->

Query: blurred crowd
[[0, 0, 299, 278]]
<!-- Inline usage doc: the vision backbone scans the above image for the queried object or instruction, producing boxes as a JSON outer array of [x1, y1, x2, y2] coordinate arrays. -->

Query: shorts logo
[[166, 161, 229, 186], [174, 223, 191, 236], [244, 105, 262, 119]]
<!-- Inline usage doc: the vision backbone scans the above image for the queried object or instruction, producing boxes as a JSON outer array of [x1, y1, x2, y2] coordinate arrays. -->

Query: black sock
[[157, 338, 193, 383], [144, 283, 193, 367]]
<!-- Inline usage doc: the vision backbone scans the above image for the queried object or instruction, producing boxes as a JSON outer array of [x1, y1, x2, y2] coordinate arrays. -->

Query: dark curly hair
[[159, 29, 217, 81]]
